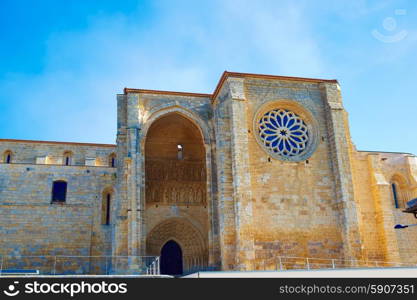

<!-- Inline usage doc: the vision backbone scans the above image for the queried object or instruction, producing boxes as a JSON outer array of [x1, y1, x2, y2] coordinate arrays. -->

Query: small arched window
[[391, 183, 399, 208], [177, 144, 183, 160], [3, 150, 12, 164], [390, 174, 409, 208], [102, 190, 112, 225], [52, 180, 67, 202], [63, 151, 73, 166], [109, 153, 116, 168]]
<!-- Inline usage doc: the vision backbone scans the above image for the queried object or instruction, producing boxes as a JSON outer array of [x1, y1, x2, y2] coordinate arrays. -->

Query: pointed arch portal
[[146, 218, 208, 274]]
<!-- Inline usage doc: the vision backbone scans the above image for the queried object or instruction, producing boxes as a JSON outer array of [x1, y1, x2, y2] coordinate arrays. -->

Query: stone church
[[1, 71, 416, 275]]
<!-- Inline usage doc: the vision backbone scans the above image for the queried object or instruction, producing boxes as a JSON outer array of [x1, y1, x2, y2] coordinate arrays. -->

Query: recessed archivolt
[[144, 108, 208, 206], [102, 186, 114, 196], [390, 173, 411, 208], [141, 106, 211, 146], [390, 173, 409, 187], [146, 218, 207, 259]]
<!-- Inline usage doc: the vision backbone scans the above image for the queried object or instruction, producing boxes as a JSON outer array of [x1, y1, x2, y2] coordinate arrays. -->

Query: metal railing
[[145, 257, 160, 275], [254, 256, 417, 271], [0, 255, 160, 276], [4, 254, 415, 275]]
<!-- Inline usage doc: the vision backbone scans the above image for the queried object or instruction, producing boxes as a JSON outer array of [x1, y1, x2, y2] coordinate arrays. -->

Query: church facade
[[1, 71, 416, 274]]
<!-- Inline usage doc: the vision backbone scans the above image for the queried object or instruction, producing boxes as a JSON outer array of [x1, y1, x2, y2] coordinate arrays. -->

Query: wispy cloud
[[0, 0, 325, 143]]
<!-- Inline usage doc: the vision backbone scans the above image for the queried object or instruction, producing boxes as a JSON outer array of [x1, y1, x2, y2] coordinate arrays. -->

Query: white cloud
[[1, 0, 327, 143]]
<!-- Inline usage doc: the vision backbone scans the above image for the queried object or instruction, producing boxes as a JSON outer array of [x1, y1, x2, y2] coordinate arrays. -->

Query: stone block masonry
[[1, 71, 416, 275]]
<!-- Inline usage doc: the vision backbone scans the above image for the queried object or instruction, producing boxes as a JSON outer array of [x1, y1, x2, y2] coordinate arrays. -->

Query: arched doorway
[[160, 240, 183, 275], [146, 218, 208, 274]]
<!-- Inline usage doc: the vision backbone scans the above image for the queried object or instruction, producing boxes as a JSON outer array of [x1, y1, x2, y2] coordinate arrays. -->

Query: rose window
[[258, 108, 309, 157]]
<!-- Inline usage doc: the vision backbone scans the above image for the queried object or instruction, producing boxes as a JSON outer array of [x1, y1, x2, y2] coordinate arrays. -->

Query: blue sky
[[0, 0, 416, 154]]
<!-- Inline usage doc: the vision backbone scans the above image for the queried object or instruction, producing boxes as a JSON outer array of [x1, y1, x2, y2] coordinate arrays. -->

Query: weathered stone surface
[[0, 141, 116, 270], [1, 72, 416, 274]]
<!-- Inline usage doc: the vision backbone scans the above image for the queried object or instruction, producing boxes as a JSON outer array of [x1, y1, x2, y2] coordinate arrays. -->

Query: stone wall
[[114, 90, 219, 272], [352, 150, 417, 264], [242, 78, 346, 266], [0, 140, 116, 273], [1, 72, 417, 274]]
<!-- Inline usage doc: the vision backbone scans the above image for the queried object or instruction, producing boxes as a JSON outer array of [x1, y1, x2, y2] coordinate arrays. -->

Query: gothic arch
[[140, 105, 219, 269], [146, 218, 208, 272], [141, 105, 211, 146], [144, 111, 207, 205], [390, 173, 409, 186]]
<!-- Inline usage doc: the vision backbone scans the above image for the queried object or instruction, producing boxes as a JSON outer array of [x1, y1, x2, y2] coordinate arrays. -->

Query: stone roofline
[[122, 71, 339, 100], [358, 150, 416, 157], [3, 71, 413, 157]]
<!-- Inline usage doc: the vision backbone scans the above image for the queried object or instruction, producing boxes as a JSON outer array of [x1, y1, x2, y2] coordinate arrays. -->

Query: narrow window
[[102, 192, 111, 225], [177, 144, 183, 160], [109, 153, 116, 167], [3, 151, 12, 164], [105, 193, 111, 225], [63, 151, 72, 166], [392, 183, 399, 208], [52, 180, 67, 202]]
